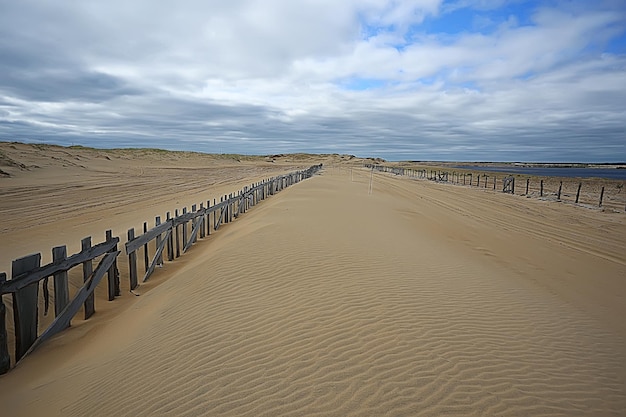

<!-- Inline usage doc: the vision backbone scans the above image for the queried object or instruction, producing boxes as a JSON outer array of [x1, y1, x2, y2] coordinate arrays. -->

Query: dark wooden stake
[[540, 180, 544, 197], [12, 253, 41, 361], [166, 212, 174, 261], [143, 222, 149, 273], [557, 182, 562, 200], [105, 230, 120, 300], [175, 209, 181, 258], [155, 217, 163, 266], [52, 246, 70, 316], [82, 237, 95, 320], [0, 273, 10, 374], [525, 178, 529, 195], [575, 183, 582, 203], [128, 228, 138, 290], [599, 186, 605, 207]]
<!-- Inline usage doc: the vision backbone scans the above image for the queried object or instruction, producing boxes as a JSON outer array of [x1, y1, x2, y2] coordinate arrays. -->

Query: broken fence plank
[[1, 238, 119, 294], [18, 251, 119, 365]]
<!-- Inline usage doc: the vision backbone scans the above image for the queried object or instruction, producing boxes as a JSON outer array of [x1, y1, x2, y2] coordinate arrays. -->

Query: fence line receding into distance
[[366, 164, 625, 212], [0, 164, 322, 374]]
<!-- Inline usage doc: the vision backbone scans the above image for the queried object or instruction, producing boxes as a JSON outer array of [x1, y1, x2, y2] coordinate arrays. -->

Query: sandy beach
[[1, 143, 626, 416]]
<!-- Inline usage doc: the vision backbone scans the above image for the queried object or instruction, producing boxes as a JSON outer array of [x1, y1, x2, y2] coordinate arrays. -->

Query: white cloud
[[0, 0, 624, 161]]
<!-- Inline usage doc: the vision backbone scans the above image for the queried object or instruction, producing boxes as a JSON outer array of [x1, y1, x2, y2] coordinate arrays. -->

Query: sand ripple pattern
[[7, 169, 626, 416]]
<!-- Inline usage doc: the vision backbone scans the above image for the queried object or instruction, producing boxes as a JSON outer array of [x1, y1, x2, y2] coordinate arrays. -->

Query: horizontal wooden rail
[[0, 163, 323, 374], [1, 238, 119, 294]]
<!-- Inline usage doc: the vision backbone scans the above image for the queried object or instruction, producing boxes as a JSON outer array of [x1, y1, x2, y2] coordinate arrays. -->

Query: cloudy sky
[[1, 0, 624, 161]]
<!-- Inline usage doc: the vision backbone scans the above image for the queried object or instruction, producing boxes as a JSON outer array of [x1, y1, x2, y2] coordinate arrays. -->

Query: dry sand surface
[[1, 144, 626, 416]]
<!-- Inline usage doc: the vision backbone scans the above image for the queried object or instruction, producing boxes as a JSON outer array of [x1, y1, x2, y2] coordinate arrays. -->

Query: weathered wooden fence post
[[105, 230, 120, 300], [175, 209, 181, 258], [599, 187, 605, 207], [540, 180, 544, 197], [206, 201, 212, 236], [166, 212, 174, 261], [128, 228, 138, 290], [526, 179, 529, 195], [557, 182, 562, 200], [12, 253, 41, 361], [493, 176, 496, 190], [52, 246, 70, 316], [182, 207, 188, 244], [477, 175, 480, 188], [199, 205, 205, 239], [143, 222, 149, 273], [575, 183, 582, 204], [82, 237, 95, 319], [155, 217, 163, 265], [0, 272, 10, 374], [191, 205, 198, 244]]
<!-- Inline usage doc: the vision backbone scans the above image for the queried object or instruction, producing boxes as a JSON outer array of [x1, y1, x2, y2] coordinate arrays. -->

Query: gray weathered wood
[[52, 246, 70, 316], [1, 238, 119, 294], [155, 217, 163, 266], [183, 216, 204, 253], [12, 253, 41, 361], [199, 204, 205, 239], [0, 273, 9, 374], [19, 252, 119, 363], [128, 228, 138, 290], [182, 207, 188, 245], [143, 222, 149, 273], [166, 212, 174, 261], [82, 237, 95, 320], [175, 208, 181, 258], [143, 230, 171, 282], [125, 220, 171, 255], [106, 230, 120, 300], [599, 186, 605, 207]]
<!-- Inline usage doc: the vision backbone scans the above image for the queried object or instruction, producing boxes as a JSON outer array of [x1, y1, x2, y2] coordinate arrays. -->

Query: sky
[[0, 0, 625, 162]]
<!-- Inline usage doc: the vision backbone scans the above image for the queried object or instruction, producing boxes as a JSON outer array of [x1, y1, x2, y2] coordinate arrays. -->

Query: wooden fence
[[366, 165, 626, 212], [124, 166, 322, 288], [0, 164, 322, 374], [0, 231, 120, 374]]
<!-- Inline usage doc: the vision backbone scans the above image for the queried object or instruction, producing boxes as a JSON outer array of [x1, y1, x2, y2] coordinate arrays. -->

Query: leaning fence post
[[128, 228, 138, 290], [575, 183, 582, 204], [12, 253, 41, 362], [0, 272, 10, 374], [599, 186, 605, 207], [82, 237, 95, 319], [557, 182, 562, 200]]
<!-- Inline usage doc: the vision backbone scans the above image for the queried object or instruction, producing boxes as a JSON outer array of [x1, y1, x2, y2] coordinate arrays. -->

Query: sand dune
[[1, 148, 626, 416]]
